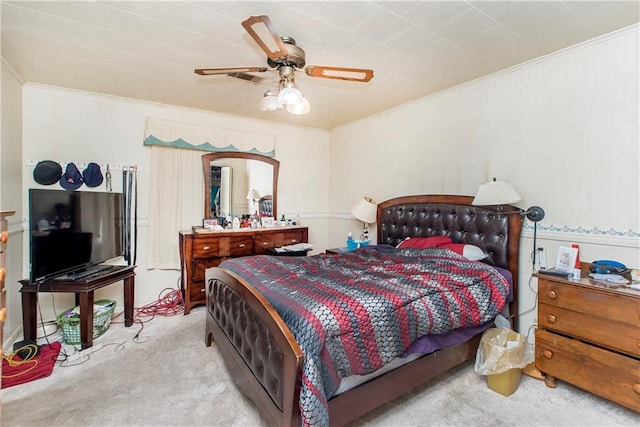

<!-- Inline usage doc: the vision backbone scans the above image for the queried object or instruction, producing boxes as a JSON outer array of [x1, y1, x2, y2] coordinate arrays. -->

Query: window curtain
[[144, 118, 276, 269], [146, 146, 203, 269]]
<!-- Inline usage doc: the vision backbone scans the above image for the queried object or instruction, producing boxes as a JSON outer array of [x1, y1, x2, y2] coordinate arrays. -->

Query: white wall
[[329, 26, 640, 336], [1, 61, 25, 350], [15, 85, 329, 341]]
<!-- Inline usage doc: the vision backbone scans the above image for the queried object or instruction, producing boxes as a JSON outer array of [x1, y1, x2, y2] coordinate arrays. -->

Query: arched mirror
[[202, 152, 279, 220]]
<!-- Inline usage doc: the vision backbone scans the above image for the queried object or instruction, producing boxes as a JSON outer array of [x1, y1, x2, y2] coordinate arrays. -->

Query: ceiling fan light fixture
[[287, 96, 310, 115], [259, 90, 280, 111], [277, 83, 303, 106]]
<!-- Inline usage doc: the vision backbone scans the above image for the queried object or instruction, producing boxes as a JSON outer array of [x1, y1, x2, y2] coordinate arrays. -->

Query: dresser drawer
[[254, 233, 277, 252], [193, 258, 225, 282], [538, 278, 640, 327], [281, 229, 305, 245], [536, 329, 640, 412], [192, 236, 253, 258], [254, 229, 307, 252], [539, 303, 640, 358], [188, 280, 206, 305], [0, 229, 8, 253]]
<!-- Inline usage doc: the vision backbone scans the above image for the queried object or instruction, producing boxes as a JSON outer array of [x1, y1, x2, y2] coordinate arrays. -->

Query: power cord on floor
[[32, 282, 184, 367], [109, 282, 184, 343], [1, 344, 40, 379]]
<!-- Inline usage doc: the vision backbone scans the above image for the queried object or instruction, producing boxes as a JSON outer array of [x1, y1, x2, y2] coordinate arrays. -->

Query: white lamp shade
[[350, 196, 378, 223], [259, 93, 280, 111], [472, 179, 522, 206], [246, 189, 261, 200], [287, 97, 310, 115], [278, 85, 303, 105]]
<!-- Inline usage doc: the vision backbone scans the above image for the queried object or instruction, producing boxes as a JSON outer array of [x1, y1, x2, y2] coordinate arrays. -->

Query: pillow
[[463, 244, 488, 261], [441, 243, 487, 261], [396, 236, 453, 249]]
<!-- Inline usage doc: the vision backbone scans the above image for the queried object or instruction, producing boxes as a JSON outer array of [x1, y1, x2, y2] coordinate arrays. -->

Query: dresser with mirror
[[179, 152, 308, 314]]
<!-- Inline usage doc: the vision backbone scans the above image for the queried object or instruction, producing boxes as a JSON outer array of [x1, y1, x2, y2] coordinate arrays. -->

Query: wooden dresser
[[535, 273, 640, 412], [1, 211, 15, 362], [179, 226, 308, 314]]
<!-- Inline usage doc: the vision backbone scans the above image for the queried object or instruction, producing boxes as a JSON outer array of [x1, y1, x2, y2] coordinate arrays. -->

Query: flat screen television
[[29, 189, 124, 282]]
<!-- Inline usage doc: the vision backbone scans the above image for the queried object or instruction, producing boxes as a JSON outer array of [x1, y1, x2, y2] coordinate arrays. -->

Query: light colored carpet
[[2, 307, 637, 426]]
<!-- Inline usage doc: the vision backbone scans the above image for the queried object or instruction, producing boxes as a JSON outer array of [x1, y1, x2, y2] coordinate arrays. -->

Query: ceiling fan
[[194, 15, 374, 115]]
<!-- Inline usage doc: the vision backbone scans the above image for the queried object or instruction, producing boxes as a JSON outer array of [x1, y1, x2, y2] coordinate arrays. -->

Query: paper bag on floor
[[474, 328, 534, 375]]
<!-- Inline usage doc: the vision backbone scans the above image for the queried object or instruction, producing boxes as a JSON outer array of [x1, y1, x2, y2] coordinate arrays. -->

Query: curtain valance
[[143, 117, 276, 157]]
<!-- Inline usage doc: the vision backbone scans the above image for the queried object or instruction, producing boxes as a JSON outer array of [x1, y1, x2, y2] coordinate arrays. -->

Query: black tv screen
[[29, 189, 123, 282]]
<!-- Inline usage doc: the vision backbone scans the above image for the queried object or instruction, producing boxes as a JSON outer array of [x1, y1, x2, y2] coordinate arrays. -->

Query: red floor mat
[[2, 342, 61, 389]]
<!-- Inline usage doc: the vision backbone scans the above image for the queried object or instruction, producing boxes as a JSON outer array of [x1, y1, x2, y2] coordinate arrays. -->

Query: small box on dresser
[[534, 273, 640, 412]]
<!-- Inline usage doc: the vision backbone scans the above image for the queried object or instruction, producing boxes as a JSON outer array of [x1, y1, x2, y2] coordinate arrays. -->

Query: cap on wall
[[59, 162, 84, 190], [33, 160, 63, 185], [82, 162, 103, 187]]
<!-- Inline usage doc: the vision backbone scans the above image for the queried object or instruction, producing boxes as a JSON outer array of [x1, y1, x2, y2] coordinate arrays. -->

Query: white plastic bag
[[474, 328, 534, 375]]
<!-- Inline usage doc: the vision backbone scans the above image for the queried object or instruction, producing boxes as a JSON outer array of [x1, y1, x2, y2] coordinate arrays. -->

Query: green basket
[[57, 299, 116, 345]]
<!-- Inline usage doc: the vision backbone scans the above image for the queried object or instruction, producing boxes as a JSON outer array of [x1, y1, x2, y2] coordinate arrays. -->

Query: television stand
[[20, 265, 136, 349]]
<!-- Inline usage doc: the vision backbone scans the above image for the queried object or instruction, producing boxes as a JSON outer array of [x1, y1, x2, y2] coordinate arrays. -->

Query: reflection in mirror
[[202, 152, 279, 220]]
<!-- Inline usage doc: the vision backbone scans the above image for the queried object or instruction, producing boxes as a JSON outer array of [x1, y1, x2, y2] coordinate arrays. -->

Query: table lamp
[[350, 196, 377, 241]]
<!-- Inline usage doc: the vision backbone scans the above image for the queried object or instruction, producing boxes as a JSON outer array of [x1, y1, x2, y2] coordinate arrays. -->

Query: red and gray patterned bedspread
[[219, 247, 509, 426]]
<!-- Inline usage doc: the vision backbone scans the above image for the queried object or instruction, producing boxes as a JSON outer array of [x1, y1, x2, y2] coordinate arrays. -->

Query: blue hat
[[82, 162, 103, 187], [33, 160, 62, 185], [59, 162, 84, 190]]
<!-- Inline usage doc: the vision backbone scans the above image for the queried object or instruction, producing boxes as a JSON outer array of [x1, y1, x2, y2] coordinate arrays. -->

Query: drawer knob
[[543, 349, 553, 360], [633, 383, 640, 395], [547, 290, 557, 300], [291, 239, 298, 243], [0, 267, 5, 281], [200, 288, 205, 293], [0, 308, 5, 322], [239, 244, 245, 248], [547, 314, 556, 324], [0, 231, 7, 244], [203, 246, 211, 250], [262, 242, 268, 246]]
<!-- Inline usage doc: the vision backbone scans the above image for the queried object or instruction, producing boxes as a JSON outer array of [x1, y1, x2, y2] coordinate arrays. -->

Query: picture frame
[[203, 218, 218, 229], [555, 246, 578, 273], [261, 216, 275, 228]]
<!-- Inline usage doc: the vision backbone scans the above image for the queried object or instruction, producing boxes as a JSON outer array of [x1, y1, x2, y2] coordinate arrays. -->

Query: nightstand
[[325, 247, 350, 255], [534, 273, 640, 412]]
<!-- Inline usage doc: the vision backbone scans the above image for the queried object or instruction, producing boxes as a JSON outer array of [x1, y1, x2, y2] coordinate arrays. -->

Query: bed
[[205, 194, 523, 426]]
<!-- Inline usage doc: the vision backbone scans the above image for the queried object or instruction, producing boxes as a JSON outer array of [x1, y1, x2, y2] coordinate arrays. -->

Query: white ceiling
[[2, 1, 639, 130]]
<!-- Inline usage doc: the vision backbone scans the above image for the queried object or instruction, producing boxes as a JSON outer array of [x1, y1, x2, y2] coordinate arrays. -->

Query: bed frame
[[205, 194, 522, 426]]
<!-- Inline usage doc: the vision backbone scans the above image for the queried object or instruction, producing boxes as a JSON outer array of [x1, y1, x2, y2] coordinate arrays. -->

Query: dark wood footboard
[[206, 266, 483, 426], [205, 267, 304, 426]]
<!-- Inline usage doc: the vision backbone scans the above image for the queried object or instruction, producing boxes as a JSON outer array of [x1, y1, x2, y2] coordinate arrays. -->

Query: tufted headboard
[[377, 195, 523, 329]]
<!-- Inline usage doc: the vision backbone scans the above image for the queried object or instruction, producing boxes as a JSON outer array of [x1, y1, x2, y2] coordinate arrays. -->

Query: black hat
[[59, 162, 84, 190], [33, 160, 62, 185], [82, 162, 103, 187]]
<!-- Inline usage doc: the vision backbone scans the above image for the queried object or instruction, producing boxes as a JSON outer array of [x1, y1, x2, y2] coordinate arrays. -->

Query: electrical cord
[[109, 283, 184, 343], [35, 282, 184, 367], [1, 344, 40, 379]]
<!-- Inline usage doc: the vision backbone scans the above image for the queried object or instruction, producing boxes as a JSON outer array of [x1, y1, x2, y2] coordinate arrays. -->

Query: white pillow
[[462, 245, 488, 261]]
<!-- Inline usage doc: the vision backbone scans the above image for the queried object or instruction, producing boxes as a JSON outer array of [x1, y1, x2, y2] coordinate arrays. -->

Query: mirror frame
[[202, 152, 279, 219]]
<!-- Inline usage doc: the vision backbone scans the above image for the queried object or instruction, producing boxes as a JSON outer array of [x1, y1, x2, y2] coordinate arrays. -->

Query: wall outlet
[[536, 246, 548, 270]]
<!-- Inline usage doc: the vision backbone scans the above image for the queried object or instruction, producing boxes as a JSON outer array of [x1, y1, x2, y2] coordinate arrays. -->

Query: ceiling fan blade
[[241, 15, 289, 62], [304, 66, 374, 82], [194, 66, 268, 76]]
